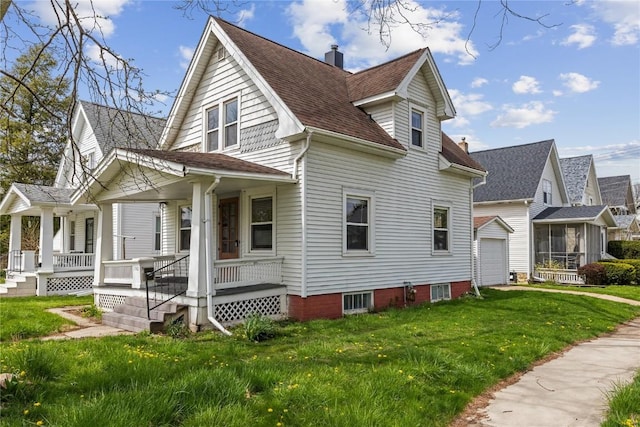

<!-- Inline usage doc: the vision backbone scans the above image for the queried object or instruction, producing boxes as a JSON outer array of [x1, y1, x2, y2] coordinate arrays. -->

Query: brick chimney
[[458, 137, 469, 153], [324, 45, 343, 69]]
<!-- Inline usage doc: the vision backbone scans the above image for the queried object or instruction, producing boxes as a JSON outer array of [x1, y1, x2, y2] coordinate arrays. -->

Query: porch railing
[[7, 250, 22, 273], [214, 257, 283, 290], [146, 255, 190, 319], [53, 253, 94, 271], [534, 268, 585, 285]]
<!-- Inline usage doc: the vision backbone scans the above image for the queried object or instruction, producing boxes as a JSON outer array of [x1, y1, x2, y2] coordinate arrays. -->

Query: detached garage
[[474, 216, 513, 287]]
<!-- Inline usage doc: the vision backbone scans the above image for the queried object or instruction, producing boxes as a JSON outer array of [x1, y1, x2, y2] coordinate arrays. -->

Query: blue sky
[[14, 0, 640, 184]]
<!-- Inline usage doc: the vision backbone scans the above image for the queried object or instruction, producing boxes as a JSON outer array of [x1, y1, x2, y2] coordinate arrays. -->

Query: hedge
[[608, 241, 640, 259], [598, 262, 636, 286], [577, 263, 606, 286], [600, 259, 640, 285]]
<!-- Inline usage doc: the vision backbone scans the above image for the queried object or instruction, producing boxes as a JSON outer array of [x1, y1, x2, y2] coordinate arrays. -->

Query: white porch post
[[39, 208, 54, 272], [93, 203, 113, 287], [8, 214, 21, 254], [188, 181, 206, 297]]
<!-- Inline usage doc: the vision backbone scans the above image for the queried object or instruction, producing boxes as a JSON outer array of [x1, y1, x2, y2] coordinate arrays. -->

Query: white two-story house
[[73, 17, 486, 331]]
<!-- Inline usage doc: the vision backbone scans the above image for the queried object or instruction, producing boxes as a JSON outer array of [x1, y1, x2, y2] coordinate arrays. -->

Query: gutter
[[204, 177, 232, 336], [294, 131, 313, 297], [470, 173, 487, 297]]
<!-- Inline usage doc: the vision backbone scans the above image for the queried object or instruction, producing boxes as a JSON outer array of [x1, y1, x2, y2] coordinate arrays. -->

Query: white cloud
[[559, 72, 600, 93], [491, 101, 556, 129], [562, 24, 596, 49], [31, 0, 131, 38], [552, 90, 563, 97], [447, 89, 492, 129], [561, 140, 640, 182], [237, 4, 256, 27], [179, 45, 195, 70], [471, 77, 488, 88], [86, 43, 121, 69], [512, 76, 541, 95], [590, 1, 640, 46], [286, 0, 479, 69]]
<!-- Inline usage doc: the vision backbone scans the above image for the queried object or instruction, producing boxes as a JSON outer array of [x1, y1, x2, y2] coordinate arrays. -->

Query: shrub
[[81, 304, 102, 320], [243, 313, 277, 342], [608, 241, 640, 259], [578, 263, 606, 286], [599, 262, 636, 286], [600, 259, 640, 285]]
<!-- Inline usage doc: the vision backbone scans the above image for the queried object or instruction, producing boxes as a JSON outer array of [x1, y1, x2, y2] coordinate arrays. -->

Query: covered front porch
[[74, 148, 297, 328], [0, 183, 97, 296], [532, 205, 616, 284]]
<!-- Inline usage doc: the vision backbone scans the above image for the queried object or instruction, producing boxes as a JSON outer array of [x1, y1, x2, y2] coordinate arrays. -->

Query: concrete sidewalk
[[43, 307, 133, 340], [467, 286, 640, 427]]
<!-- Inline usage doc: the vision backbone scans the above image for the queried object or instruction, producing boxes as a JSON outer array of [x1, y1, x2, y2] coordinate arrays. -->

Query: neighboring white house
[[0, 101, 165, 296], [560, 155, 602, 207], [470, 140, 615, 283], [598, 175, 639, 241], [72, 17, 487, 331]]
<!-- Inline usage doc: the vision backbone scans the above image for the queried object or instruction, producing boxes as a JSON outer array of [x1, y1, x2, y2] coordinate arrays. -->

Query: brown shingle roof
[[441, 133, 486, 172], [474, 216, 497, 229], [215, 18, 405, 151], [346, 49, 425, 101], [126, 149, 289, 176]]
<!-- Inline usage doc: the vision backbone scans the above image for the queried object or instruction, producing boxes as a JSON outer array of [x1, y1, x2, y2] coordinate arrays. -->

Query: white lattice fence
[[96, 294, 127, 311], [46, 276, 93, 295], [214, 295, 283, 323]]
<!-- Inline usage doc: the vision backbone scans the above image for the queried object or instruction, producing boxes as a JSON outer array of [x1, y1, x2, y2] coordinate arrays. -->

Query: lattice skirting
[[96, 294, 127, 311], [46, 276, 93, 295], [214, 295, 283, 323]]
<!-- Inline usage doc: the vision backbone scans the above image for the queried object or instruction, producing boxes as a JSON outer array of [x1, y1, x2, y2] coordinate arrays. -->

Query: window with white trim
[[411, 109, 424, 147], [543, 179, 552, 205], [343, 292, 373, 314], [69, 220, 76, 251], [154, 214, 161, 252], [206, 106, 219, 151], [344, 191, 374, 254], [433, 205, 450, 252], [250, 196, 273, 251], [224, 99, 238, 148], [430, 283, 451, 302], [204, 96, 239, 151], [179, 206, 192, 252]]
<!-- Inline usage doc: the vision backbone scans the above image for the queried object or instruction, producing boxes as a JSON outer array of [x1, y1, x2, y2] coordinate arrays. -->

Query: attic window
[[543, 179, 552, 205], [214, 47, 226, 62]]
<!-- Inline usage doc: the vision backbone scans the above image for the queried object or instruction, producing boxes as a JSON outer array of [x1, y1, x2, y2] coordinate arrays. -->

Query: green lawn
[[602, 370, 640, 427], [0, 295, 94, 341], [1, 289, 639, 427]]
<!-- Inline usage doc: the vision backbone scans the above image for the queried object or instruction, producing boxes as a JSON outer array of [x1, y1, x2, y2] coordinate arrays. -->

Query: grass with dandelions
[[0, 295, 94, 341], [1, 289, 639, 427], [602, 371, 640, 427]]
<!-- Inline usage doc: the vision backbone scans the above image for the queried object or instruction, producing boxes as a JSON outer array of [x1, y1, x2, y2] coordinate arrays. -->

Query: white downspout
[[471, 174, 487, 297], [204, 176, 232, 336], [294, 131, 312, 297]]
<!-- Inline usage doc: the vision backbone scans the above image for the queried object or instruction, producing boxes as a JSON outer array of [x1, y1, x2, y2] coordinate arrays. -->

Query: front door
[[218, 197, 239, 259]]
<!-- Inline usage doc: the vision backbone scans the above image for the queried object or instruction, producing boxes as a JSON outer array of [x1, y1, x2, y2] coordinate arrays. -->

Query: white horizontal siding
[[118, 203, 159, 259], [474, 203, 530, 274], [364, 103, 395, 138], [303, 140, 474, 296], [275, 183, 302, 293], [531, 157, 565, 218]]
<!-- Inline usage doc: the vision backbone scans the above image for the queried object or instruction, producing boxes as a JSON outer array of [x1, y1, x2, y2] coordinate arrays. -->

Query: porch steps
[[102, 297, 187, 333], [0, 275, 37, 297]]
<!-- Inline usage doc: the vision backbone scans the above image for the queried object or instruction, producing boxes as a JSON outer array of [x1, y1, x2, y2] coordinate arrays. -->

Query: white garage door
[[480, 238, 507, 286]]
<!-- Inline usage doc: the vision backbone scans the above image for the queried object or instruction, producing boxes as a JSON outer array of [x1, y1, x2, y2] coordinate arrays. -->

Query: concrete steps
[[0, 275, 37, 297], [102, 297, 186, 333]]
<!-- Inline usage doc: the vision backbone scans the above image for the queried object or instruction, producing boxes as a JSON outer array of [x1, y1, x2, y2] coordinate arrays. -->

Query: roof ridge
[[350, 48, 426, 76], [213, 16, 353, 76], [471, 138, 554, 154], [79, 100, 167, 121]]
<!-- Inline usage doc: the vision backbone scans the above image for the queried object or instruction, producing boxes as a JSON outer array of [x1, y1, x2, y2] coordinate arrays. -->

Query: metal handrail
[[146, 255, 189, 319]]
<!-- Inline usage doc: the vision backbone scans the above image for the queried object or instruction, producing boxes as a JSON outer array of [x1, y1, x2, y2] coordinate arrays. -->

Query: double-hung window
[[344, 190, 374, 254], [250, 196, 273, 251], [543, 179, 552, 205], [224, 99, 238, 148], [411, 108, 424, 147], [179, 206, 192, 252], [154, 214, 161, 252], [206, 107, 219, 151], [205, 97, 239, 151], [433, 205, 450, 252], [69, 220, 76, 251]]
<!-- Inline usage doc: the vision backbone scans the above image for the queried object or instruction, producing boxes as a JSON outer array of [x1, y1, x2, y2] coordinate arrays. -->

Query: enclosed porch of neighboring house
[[0, 183, 97, 296], [532, 205, 616, 285], [74, 148, 297, 331]]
